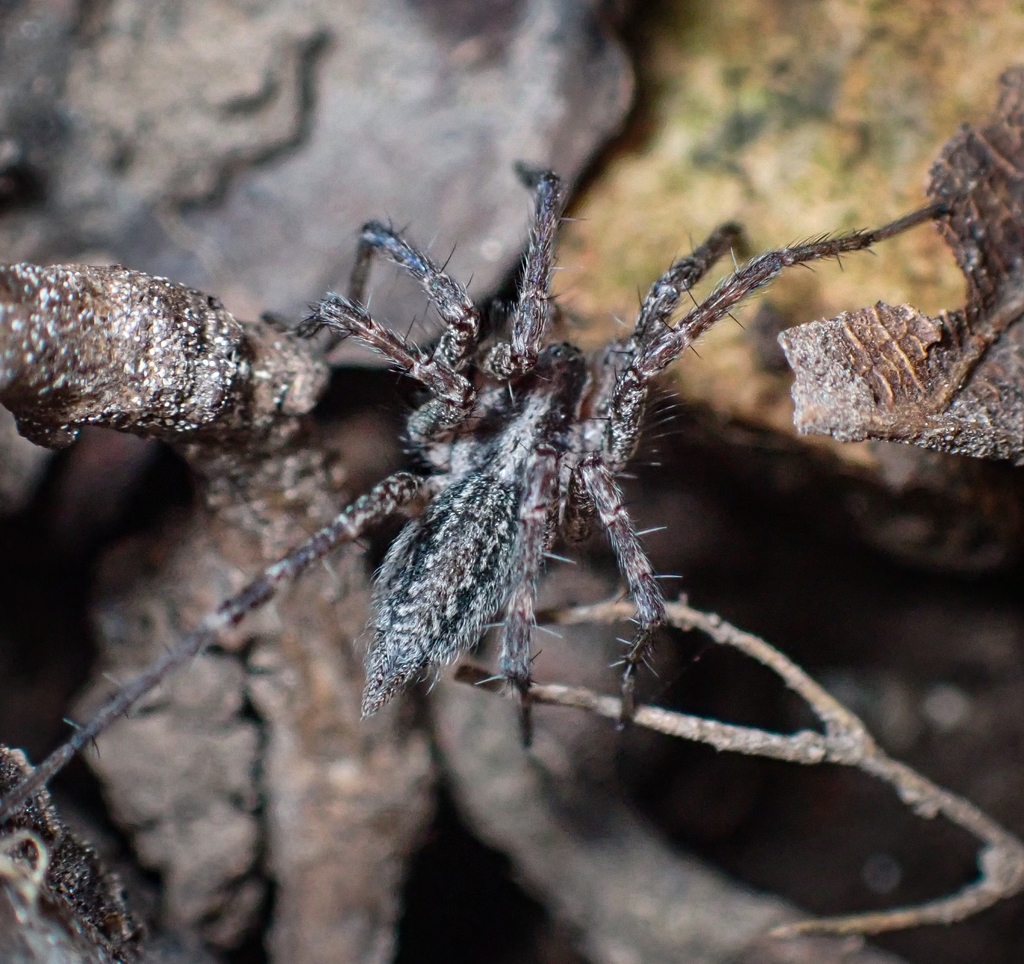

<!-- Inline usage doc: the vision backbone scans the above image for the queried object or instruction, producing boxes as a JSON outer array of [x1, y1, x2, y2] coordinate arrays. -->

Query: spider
[[0, 167, 939, 819]]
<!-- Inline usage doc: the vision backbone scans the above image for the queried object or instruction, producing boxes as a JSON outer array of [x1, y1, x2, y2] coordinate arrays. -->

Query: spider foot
[[618, 664, 637, 727], [618, 628, 658, 725], [506, 672, 533, 747], [516, 687, 534, 748]]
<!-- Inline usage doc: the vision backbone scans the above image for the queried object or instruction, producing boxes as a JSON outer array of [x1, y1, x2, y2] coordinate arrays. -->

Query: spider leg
[[302, 296, 473, 423], [349, 222, 483, 370], [0, 471, 426, 824], [500, 445, 559, 746], [636, 205, 941, 374], [484, 166, 565, 378], [632, 222, 743, 343], [589, 222, 743, 466], [603, 204, 942, 467], [574, 453, 665, 723]]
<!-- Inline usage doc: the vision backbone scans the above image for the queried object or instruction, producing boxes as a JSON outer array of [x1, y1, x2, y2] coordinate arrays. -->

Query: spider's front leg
[[595, 222, 743, 469], [484, 166, 565, 379], [301, 296, 474, 443], [605, 205, 944, 468], [349, 221, 482, 371], [572, 453, 665, 722], [631, 222, 743, 344]]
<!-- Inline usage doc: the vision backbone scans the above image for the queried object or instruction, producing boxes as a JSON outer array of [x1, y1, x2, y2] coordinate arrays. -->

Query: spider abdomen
[[361, 473, 521, 715]]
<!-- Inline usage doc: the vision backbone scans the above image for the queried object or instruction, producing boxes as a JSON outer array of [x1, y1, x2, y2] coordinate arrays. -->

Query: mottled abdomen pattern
[[362, 474, 521, 714]]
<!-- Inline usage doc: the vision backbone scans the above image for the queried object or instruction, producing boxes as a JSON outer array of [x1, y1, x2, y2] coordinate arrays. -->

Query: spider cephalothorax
[[0, 168, 939, 819]]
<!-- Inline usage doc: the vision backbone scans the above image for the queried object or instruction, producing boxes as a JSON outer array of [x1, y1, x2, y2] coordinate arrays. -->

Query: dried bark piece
[[0, 747, 142, 963], [0, 263, 328, 450], [1, 855, 111, 964], [782, 67, 1024, 463]]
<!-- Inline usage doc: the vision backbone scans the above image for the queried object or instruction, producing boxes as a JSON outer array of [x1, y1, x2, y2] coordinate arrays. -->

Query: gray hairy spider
[[0, 167, 939, 819]]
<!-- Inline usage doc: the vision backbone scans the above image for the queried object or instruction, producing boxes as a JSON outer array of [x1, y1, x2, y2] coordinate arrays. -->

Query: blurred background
[[2, 2, 1024, 963]]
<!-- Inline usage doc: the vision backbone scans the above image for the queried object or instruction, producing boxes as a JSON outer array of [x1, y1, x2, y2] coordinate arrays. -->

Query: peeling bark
[[783, 68, 1024, 464]]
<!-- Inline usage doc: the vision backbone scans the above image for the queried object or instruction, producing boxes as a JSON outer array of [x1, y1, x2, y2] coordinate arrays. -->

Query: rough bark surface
[[0, 263, 329, 449], [0, 0, 632, 332]]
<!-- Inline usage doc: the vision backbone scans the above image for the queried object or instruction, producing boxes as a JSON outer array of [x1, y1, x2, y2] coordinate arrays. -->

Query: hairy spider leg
[[499, 444, 559, 744], [562, 460, 595, 544], [600, 222, 745, 468], [349, 221, 482, 371], [574, 454, 665, 722], [302, 295, 476, 443], [608, 206, 945, 467], [302, 296, 471, 407], [632, 222, 744, 343], [0, 472, 426, 825], [484, 166, 565, 378]]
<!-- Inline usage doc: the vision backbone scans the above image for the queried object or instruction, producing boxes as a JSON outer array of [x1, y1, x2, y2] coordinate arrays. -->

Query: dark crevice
[[396, 785, 584, 964]]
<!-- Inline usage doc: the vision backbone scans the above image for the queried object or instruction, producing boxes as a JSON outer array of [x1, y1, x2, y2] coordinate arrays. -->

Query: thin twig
[[465, 596, 1024, 937]]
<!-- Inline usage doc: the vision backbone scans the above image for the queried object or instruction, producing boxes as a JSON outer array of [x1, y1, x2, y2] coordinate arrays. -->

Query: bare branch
[[461, 597, 1024, 937]]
